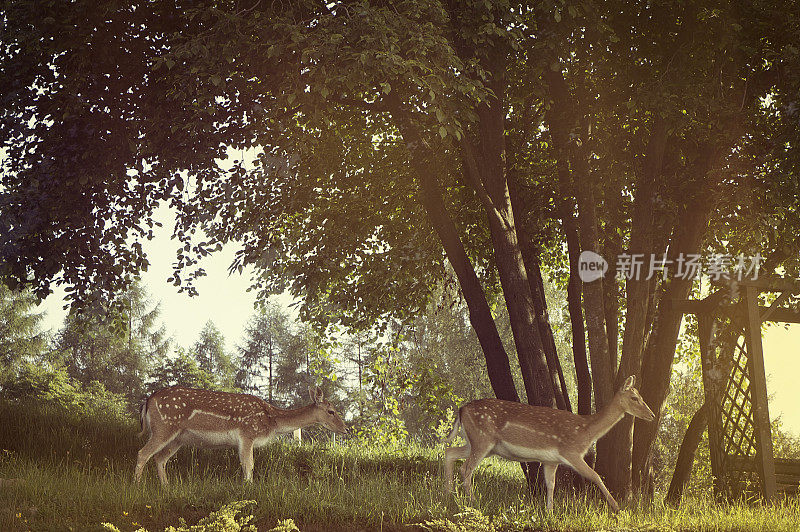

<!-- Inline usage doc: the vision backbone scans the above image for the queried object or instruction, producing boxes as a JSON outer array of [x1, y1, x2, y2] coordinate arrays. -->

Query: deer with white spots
[[135, 386, 346, 485], [443, 375, 655, 511]]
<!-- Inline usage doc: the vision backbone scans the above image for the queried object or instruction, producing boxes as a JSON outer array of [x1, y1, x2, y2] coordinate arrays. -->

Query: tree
[[273, 323, 343, 408], [235, 302, 294, 400], [52, 281, 169, 404], [192, 320, 235, 388], [147, 347, 220, 393], [0, 284, 47, 385]]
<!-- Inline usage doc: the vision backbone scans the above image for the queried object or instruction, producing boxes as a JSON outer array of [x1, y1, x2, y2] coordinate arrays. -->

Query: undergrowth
[[1, 398, 798, 531]]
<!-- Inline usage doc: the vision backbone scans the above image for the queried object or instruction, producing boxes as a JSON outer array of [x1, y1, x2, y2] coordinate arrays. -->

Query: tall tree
[[192, 320, 235, 388], [52, 281, 169, 403], [147, 347, 220, 393], [236, 302, 294, 401], [0, 284, 48, 385]]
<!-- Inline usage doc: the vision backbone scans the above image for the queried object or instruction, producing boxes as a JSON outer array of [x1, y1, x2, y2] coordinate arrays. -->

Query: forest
[[2, 0, 800, 530]]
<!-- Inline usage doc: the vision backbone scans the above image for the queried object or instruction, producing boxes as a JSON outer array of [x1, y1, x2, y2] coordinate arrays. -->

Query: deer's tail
[[441, 408, 462, 445], [137, 397, 151, 439]]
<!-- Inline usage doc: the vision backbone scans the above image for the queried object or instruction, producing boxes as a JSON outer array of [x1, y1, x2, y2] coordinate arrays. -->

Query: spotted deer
[[135, 386, 346, 485], [443, 375, 655, 511]]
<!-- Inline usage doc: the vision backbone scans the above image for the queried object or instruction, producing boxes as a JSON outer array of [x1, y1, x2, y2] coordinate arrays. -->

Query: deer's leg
[[543, 463, 558, 511], [563, 453, 620, 512], [135, 431, 177, 483], [153, 439, 183, 486], [238, 438, 255, 482], [444, 444, 470, 494], [461, 443, 492, 502]]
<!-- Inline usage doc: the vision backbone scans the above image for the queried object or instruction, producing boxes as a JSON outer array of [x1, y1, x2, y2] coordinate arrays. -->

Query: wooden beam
[[743, 285, 777, 500], [671, 299, 800, 324], [729, 456, 800, 477], [760, 291, 792, 322], [711, 276, 800, 293]]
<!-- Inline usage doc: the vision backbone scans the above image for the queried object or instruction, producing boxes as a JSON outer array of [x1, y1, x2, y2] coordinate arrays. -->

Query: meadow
[[1, 399, 798, 531]]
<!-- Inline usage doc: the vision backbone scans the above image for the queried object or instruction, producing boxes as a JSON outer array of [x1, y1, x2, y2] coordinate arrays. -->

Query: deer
[[135, 385, 346, 485], [442, 375, 655, 512]]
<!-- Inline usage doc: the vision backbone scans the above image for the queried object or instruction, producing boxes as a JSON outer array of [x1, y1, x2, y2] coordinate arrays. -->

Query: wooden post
[[742, 285, 777, 500], [698, 313, 726, 498]]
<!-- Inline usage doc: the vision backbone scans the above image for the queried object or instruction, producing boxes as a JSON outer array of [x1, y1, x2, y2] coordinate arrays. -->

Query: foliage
[[421, 507, 501, 532], [192, 321, 235, 388], [102, 501, 257, 532], [235, 301, 294, 400], [0, 361, 128, 420], [51, 281, 170, 404], [0, 284, 47, 385], [146, 347, 223, 394], [772, 418, 800, 459]]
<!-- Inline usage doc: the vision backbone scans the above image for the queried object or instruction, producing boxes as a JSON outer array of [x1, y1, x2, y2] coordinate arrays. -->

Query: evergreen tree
[[192, 320, 235, 388], [274, 323, 343, 408], [235, 302, 293, 401], [147, 347, 219, 393], [52, 281, 170, 404], [0, 284, 48, 386]]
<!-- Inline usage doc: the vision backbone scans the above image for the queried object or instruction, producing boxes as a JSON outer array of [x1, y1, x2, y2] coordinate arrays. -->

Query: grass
[[1, 400, 799, 531]]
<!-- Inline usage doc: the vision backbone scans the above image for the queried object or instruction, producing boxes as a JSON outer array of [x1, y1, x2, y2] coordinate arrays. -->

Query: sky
[[36, 207, 800, 437], [38, 205, 264, 350]]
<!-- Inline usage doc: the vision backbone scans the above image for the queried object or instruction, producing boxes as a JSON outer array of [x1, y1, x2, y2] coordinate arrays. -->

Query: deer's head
[[616, 376, 656, 421], [309, 386, 347, 433]]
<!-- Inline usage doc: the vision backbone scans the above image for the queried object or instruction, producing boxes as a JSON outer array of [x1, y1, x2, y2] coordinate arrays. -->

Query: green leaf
[[439, 126, 447, 139]]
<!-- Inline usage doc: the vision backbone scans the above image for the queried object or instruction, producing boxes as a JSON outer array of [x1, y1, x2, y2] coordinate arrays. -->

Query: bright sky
[[39, 205, 264, 350], [36, 209, 800, 437], [762, 325, 800, 437]]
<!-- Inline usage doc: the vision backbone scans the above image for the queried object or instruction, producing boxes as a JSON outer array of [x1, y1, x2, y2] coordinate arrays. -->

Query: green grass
[[1, 400, 799, 531]]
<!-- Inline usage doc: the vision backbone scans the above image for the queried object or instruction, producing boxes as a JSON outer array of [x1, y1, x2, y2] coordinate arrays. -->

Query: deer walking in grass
[[135, 386, 346, 485], [443, 376, 655, 512]]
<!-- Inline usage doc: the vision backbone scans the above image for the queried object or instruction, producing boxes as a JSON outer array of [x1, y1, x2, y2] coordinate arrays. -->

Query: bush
[[0, 361, 128, 420]]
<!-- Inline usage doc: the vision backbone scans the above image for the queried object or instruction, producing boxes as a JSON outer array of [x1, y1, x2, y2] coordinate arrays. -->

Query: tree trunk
[[529, 255, 571, 411], [545, 80, 591, 416], [458, 45, 557, 409], [389, 105, 520, 403], [268, 337, 273, 403], [598, 117, 669, 498], [631, 145, 720, 491], [666, 403, 707, 506], [508, 169, 571, 411]]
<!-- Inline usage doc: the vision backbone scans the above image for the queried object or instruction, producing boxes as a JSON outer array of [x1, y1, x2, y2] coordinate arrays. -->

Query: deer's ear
[[313, 386, 324, 404], [622, 375, 636, 390]]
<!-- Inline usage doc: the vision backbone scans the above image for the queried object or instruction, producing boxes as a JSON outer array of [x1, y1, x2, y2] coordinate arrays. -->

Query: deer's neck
[[585, 398, 626, 443], [271, 404, 318, 433]]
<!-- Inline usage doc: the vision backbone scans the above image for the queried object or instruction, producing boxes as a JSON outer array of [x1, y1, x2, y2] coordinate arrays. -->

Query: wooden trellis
[[676, 277, 800, 500]]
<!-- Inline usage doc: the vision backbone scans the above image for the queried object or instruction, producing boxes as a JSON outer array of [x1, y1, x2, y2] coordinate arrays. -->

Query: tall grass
[[1, 399, 798, 531]]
